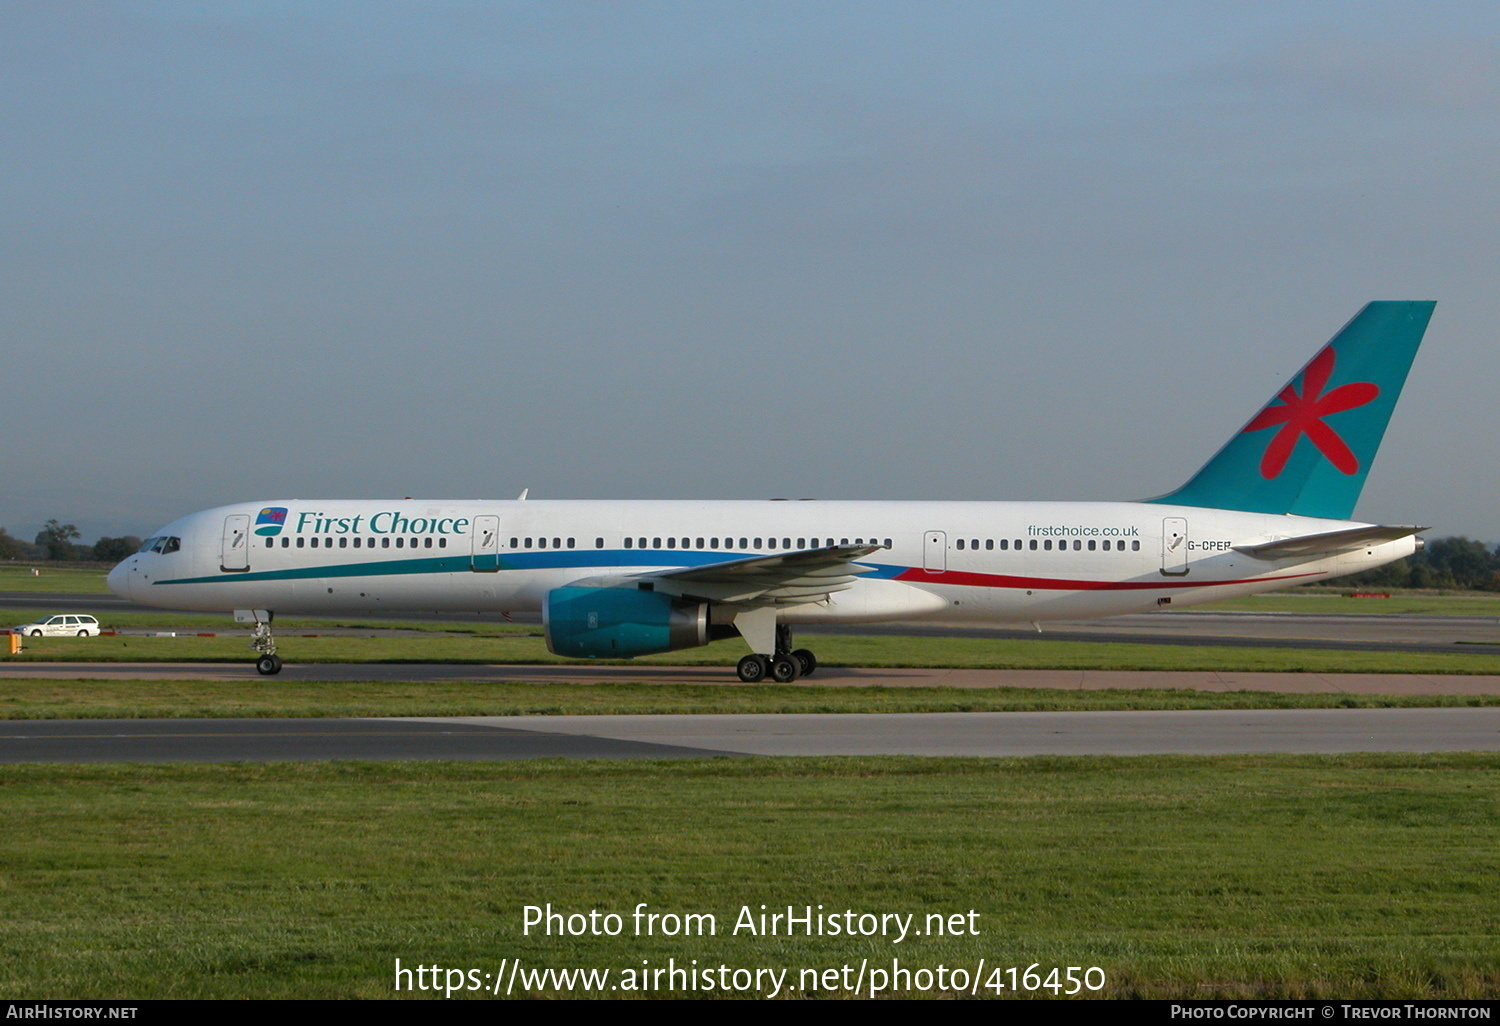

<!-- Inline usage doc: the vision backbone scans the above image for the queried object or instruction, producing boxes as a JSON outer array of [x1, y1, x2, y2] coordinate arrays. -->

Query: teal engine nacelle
[[544, 586, 710, 658]]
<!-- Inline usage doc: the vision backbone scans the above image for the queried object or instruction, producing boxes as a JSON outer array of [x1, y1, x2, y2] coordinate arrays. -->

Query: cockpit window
[[138, 536, 181, 554], [161, 537, 180, 554]]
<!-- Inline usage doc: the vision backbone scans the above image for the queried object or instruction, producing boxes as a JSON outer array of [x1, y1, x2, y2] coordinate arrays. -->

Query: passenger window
[[397, 537, 405, 548], [956, 539, 965, 550], [768, 538, 777, 549], [282, 538, 289, 548], [440, 538, 447, 548], [311, 537, 319, 548], [265, 538, 273, 548], [667, 537, 676, 549], [340, 537, 348, 548], [424, 537, 432, 548], [624, 537, 633, 549], [382, 538, 390, 548], [739, 538, 747, 549], [653, 538, 661, 549], [524, 538, 532, 549], [1132, 540, 1141, 551], [595, 538, 603, 549], [553, 538, 560, 549], [986, 539, 994, 550], [1088, 540, 1096, 551], [754, 538, 762, 549]]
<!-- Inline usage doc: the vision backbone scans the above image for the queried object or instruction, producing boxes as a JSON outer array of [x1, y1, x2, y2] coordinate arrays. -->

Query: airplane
[[108, 301, 1435, 680]]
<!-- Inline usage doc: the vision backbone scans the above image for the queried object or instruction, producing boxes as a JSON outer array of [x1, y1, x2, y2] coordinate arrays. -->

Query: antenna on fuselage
[[517, 488, 529, 501]]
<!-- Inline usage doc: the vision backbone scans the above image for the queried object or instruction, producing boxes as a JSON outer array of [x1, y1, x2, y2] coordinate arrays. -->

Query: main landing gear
[[736, 625, 817, 683]]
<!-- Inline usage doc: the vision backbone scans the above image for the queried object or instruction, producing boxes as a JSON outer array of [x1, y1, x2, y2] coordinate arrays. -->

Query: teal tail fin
[[1148, 301, 1434, 520]]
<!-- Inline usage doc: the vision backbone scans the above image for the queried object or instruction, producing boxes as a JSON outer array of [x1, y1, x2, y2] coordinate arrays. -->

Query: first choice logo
[[254, 507, 288, 536], [293, 511, 471, 536]]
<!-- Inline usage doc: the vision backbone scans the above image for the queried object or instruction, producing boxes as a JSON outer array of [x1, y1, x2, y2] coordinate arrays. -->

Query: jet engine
[[543, 585, 709, 658]]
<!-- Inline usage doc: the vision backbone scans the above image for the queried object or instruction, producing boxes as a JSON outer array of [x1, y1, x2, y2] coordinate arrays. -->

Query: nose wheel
[[248, 615, 282, 675]]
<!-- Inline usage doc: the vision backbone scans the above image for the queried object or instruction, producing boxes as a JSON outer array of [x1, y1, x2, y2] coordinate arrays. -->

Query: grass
[[1, 755, 1496, 999], [3, 679, 1500, 720], [1196, 590, 1500, 616], [7, 630, 1500, 677], [0, 565, 112, 593]]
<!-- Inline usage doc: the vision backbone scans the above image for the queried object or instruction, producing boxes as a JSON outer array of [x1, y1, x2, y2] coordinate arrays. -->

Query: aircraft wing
[[1234, 525, 1426, 560], [571, 545, 883, 605]]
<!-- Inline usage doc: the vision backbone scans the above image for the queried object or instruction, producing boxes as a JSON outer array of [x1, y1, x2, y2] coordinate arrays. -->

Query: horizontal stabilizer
[[1234, 525, 1425, 560]]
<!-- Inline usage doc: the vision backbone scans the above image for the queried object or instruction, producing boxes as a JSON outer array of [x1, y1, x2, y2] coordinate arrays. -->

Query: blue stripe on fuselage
[[155, 549, 909, 586]]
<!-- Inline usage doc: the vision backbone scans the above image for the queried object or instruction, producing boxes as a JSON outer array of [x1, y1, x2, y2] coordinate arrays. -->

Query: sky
[[4, 1, 1499, 543]]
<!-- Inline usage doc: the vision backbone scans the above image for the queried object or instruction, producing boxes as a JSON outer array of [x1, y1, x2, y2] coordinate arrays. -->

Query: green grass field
[[5, 574, 1497, 999], [1197, 590, 1500, 616], [8, 628, 1500, 676], [2, 755, 1495, 999], [5, 678, 1499, 720], [0, 566, 112, 593]]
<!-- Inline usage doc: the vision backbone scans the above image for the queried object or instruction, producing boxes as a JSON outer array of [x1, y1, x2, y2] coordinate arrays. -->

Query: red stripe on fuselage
[[893, 568, 1323, 591]]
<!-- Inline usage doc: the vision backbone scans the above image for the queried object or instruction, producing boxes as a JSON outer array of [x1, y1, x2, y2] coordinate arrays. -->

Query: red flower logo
[[1242, 346, 1379, 479]]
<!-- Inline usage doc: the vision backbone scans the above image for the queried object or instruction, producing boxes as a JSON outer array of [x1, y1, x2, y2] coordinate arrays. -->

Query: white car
[[12, 614, 101, 638]]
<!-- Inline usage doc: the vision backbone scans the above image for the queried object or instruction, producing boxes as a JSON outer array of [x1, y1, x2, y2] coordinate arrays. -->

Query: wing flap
[[569, 545, 882, 605]]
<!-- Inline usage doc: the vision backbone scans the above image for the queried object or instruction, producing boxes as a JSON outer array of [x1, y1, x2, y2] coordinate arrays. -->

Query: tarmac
[[3, 708, 1498, 763]]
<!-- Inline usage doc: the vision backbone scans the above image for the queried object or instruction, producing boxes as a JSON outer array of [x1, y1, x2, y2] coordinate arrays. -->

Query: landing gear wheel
[[769, 654, 800, 683], [256, 654, 283, 676], [737, 654, 768, 683], [792, 648, 817, 677]]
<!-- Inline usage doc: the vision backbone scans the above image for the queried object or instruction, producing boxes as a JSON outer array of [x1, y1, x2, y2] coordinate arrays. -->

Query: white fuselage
[[107, 499, 1414, 624]]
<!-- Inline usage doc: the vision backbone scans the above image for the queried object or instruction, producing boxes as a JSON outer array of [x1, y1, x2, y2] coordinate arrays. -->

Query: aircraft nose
[[106, 559, 133, 601]]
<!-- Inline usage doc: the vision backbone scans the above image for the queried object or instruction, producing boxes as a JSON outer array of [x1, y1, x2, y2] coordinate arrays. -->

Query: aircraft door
[[1160, 518, 1189, 576], [471, 515, 501, 572], [221, 515, 250, 573], [923, 531, 947, 573]]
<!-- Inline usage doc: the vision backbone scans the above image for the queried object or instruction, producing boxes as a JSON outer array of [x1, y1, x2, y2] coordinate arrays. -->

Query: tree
[[34, 520, 81, 561], [0, 527, 28, 560], [92, 536, 142, 563]]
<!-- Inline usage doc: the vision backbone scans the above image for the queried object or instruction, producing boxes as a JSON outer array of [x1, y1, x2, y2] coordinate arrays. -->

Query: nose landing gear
[[236, 609, 282, 675]]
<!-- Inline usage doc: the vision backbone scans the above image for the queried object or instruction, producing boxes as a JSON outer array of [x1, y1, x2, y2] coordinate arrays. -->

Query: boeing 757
[[108, 301, 1435, 679]]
